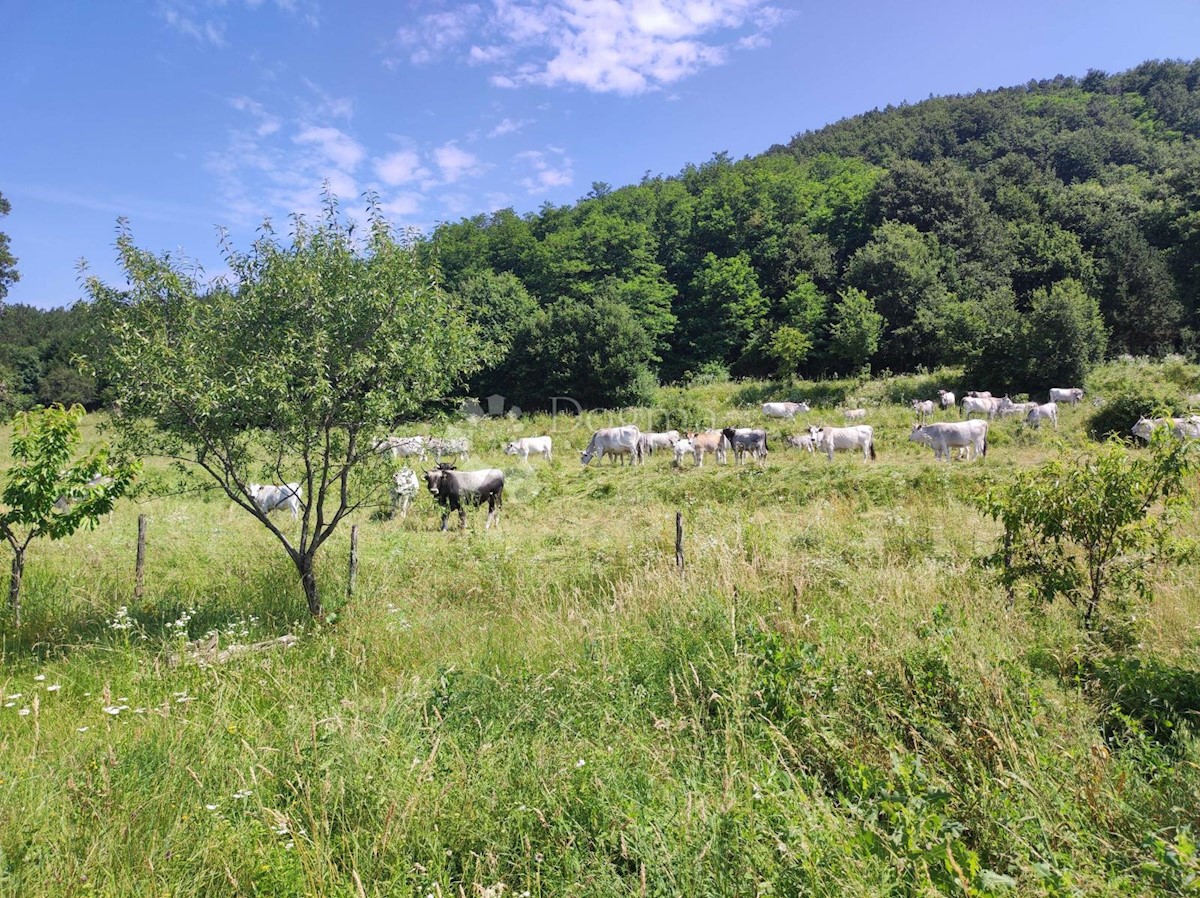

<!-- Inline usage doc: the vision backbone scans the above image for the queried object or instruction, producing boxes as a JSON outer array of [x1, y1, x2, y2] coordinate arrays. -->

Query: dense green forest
[[6, 59, 1200, 411]]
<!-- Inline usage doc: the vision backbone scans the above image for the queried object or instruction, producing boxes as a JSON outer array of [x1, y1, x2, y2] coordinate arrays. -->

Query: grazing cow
[[784, 432, 816, 453], [580, 425, 642, 466], [1132, 415, 1200, 442], [392, 468, 419, 518], [423, 464, 504, 531], [809, 425, 876, 462], [505, 436, 553, 462], [966, 390, 993, 399], [937, 389, 956, 411], [963, 396, 1001, 419], [909, 421, 988, 461], [997, 398, 1037, 418], [1026, 402, 1058, 429], [374, 435, 427, 461], [672, 438, 694, 467], [248, 483, 303, 519], [721, 427, 769, 465], [428, 436, 470, 462], [638, 430, 681, 457], [685, 430, 730, 466], [912, 399, 935, 422], [843, 408, 867, 422], [1049, 387, 1084, 406], [762, 401, 811, 419]]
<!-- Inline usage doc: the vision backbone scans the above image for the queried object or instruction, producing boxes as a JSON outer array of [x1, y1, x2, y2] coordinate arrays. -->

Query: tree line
[[5, 59, 1200, 410]]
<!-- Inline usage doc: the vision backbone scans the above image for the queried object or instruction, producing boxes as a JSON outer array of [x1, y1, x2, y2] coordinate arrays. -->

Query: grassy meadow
[[1, 368, 1199, 896]]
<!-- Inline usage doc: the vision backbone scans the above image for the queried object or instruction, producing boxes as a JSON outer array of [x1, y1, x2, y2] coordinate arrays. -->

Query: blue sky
[[2, 0, 1200, 309]]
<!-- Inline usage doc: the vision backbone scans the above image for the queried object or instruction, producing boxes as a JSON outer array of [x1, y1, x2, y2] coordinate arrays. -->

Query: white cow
[[672, 438, 694, 467], [638, 430, 681, 457], [1049, 387, 1084, 406], [504, 436, 553, 462], [53, 474, 116, 512], [762, 401, 811, 419], [248, 483, 303, 519], [966, 390, 993, 399], [581, 425, 642, 466], [375, 435, 427, 461], [997, 398, 1037, 418], [909, 420, 988, 461], [428, 437, 470, 462], [1132, 415, 1200, 442], [963, 396, 1001, 419], [911, 399, 935, 421], [843, 408, 867, 422], [1026, 402, 1058, 429], [938, 389, 956, 410], [809, 425, 876, 462], [784, 433, 816, 453], [392, 468, 419, 518]]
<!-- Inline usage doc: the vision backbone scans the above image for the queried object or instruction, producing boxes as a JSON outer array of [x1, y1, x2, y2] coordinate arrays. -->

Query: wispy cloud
[[156, 0, 320, 47], [373, 149, 430, 186], [294, 126, 366, 170], [488, 117, 532, 138], [515, 146, 573, 194], [389, 0, 785, 95], [229, 96, 282, 136]]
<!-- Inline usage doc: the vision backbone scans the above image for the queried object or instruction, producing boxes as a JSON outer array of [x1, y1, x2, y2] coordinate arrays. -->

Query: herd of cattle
[[241, 384, 1198, 530]]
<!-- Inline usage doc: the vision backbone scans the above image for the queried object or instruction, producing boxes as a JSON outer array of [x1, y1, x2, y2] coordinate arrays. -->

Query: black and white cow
[[423, 464, 504, 531]]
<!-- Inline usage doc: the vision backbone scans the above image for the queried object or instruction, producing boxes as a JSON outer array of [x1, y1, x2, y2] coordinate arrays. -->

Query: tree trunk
[[9, 548, 24, 628], [298, 552, 323, 618]]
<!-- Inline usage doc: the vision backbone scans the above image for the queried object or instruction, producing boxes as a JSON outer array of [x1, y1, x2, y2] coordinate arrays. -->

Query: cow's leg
[[485, 495, 497, 530], [440, 510, 450, 531]]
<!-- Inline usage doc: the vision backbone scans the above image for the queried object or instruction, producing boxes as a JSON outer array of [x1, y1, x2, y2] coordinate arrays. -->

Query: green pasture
[[0, 373, 1198, 897]]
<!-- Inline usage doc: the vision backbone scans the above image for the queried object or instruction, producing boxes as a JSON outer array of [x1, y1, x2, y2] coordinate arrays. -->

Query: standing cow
[[809, 425, 876, 461], [423, 464, 504, 530], [762, 401, 810, 419], [1026, 402, 1058, 429], [392, 468, 419, 518], [909, 421, 988, 461], [911, 399, 935, 422], [721, 428, 769, 465], [248, 483, 303, 519], [1049, 387, 1084, 406], [685, 430, 730, 466], [581, 425, 642, 466], [505, 436, 553, 462]]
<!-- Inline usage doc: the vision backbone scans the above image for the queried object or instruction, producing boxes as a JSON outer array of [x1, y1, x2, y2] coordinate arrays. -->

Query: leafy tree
[[827, 287, 883, 373], [1023, 279, 1108, 389], [0, 191, 18, 303], [766, 325, 813, 380], [86, 195, 481, 618], [1, 405, 137, 625], [499, 296, 656, 410], [982, 435, 1192, 631], [683, 252, 769, 368]]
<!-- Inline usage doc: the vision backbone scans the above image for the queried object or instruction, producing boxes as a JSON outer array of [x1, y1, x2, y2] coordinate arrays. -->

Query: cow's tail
[[981, 433, 988, 458], [869, 438, 877, 461]]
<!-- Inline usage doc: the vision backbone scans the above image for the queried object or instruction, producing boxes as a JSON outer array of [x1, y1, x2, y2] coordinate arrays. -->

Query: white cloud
[[488, 117, 531, 138], [294, 126, 366, 171], [433, 142, 488, 183], [229, 96, 282, 136], [373, 149, 430, 186], [515, 147, 573, 194], [380, 193, 424, 218], [389, 0, 785, 94]]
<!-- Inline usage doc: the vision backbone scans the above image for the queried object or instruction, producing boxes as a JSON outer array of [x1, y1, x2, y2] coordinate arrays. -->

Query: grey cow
[[423, 464, 504, 531]]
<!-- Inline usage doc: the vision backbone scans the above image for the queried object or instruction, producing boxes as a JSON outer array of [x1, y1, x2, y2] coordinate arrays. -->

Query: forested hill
[[424, 58, 1200, 408], [5, 61, 1200, 413]]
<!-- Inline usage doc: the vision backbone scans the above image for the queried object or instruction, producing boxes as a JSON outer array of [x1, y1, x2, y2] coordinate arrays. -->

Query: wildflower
[[33, 674, 45, 682], [103, 705, 127, 716], [46, 684, 61, 692], [575, 759, 586, 768], [7, 694, 20, 700], [232, 789, 252, 800], [205, 804, 218, 811], [3, 702, 12, 708], [78, 726, 89, 732], [18, 708, 30, 716]]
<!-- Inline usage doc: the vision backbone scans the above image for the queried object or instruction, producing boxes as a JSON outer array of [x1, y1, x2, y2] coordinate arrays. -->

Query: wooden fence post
[[675, 511, 684, 572], [134, 514, 147, 600], [347, 524, 360, 599]]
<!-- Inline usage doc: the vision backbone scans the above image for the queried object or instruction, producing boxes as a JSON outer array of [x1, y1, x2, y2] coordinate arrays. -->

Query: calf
[[423, 464, 504, 531], [684, 430, 729, 466], [392, 468, 419, 518], [1026, 402, 1058, 430], [504, 436, 552, 462]]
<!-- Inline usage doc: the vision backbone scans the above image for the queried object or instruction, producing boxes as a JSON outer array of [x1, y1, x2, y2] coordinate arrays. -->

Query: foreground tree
[[982, 434, 1192, 632], [86, 194, 481, 617], [1, 405, 137, 625]]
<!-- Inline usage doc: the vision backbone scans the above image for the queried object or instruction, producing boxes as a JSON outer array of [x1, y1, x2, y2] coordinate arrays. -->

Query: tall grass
[[0, 370, 1198, 896]]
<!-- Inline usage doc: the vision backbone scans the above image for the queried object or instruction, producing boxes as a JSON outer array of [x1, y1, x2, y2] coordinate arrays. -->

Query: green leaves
[[981, 434, 1193, 631]]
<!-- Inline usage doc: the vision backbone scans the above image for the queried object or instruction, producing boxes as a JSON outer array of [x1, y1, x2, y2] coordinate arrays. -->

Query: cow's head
[[503, 442, 517, 455]]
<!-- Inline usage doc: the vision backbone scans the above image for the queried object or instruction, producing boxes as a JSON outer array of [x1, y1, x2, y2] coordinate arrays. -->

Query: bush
[[1086, 361, 1186, 440]]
